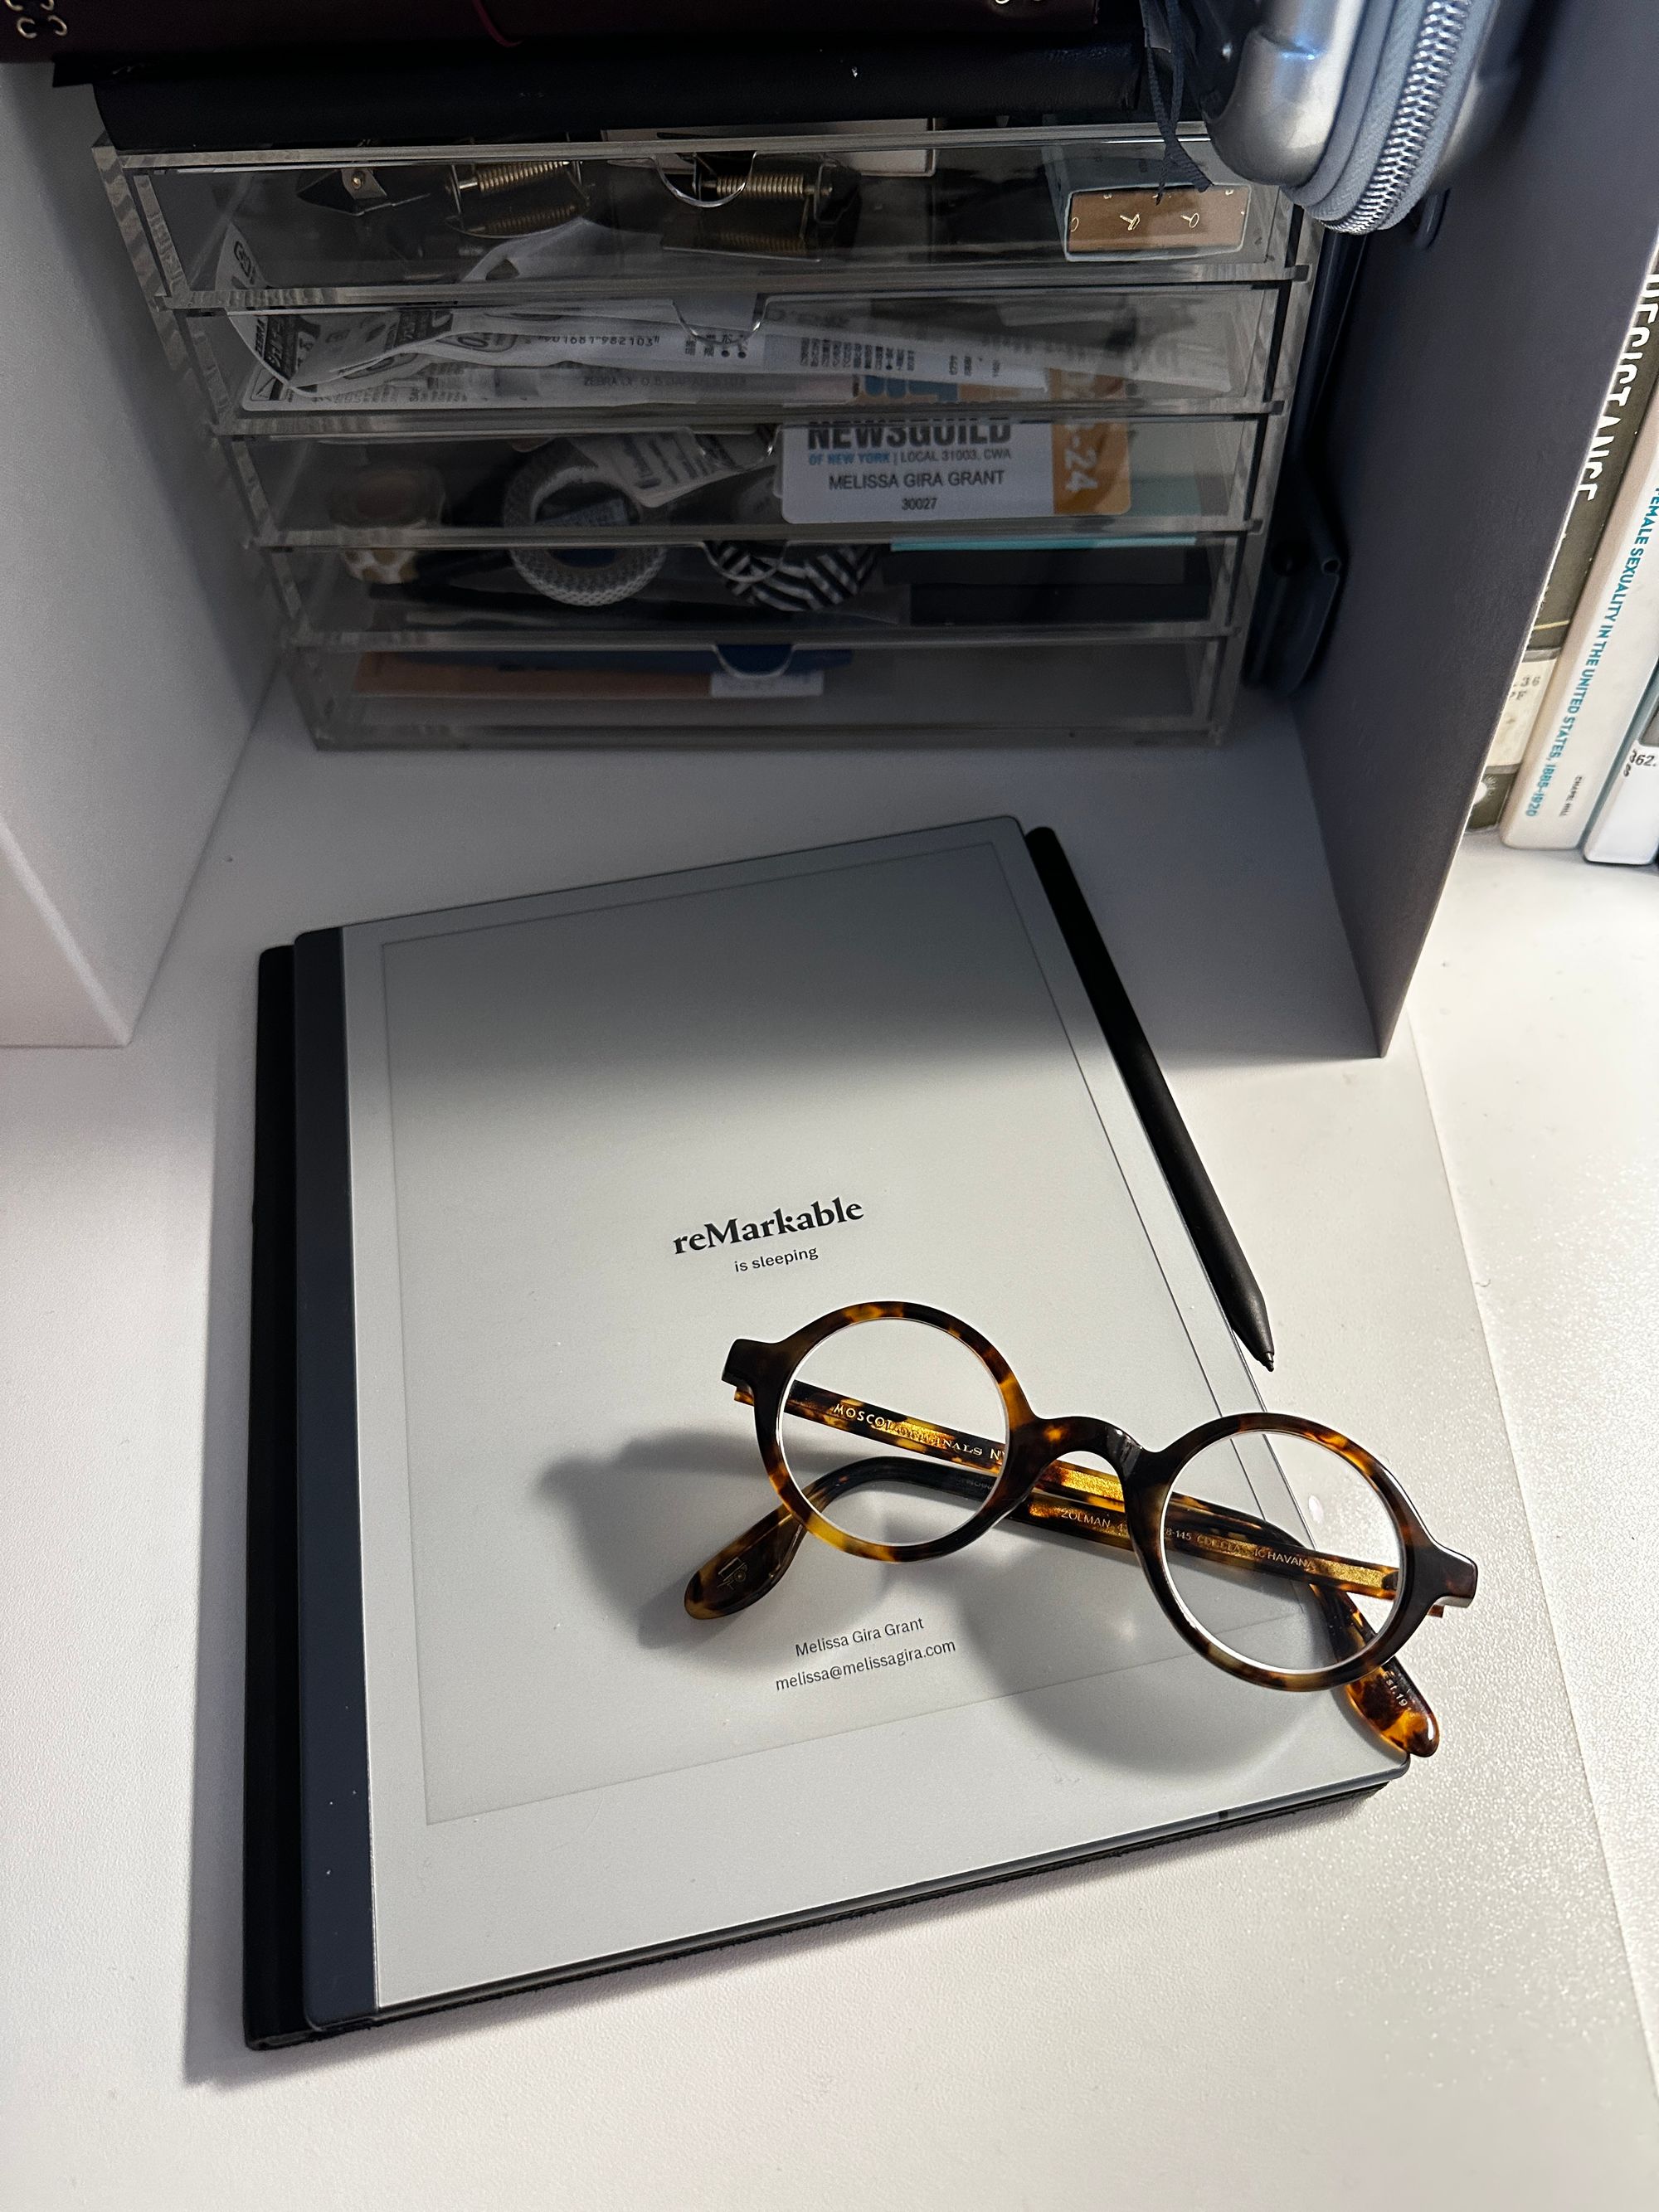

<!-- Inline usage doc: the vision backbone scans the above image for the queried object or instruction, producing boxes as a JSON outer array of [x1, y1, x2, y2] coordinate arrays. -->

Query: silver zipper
[[1333, 0, 1472, 234]]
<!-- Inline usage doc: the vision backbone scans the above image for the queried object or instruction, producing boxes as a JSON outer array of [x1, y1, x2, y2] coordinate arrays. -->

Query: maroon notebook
[[4, 0, 1097, 63]]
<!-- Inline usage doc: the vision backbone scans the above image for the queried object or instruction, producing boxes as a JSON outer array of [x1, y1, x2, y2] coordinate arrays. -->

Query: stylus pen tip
[[1244, 1297, 1274, 1372]]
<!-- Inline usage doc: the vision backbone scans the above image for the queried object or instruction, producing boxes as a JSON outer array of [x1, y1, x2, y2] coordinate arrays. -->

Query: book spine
[[1583, 665, 1659, 864], [1470, 256, 1659, 829], [1501, 391, 1659, 848], [1467, 653, 1554, 828]]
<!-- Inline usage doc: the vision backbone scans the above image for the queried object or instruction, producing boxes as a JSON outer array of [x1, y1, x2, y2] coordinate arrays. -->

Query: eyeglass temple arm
[[759, 1381, 1433, 1757], [758, 1379, 1399, 1605], [1308, 1575, 1438, 1757], [1021, 1467, 1435, 1758], [686, 1443, 1435, 1764]]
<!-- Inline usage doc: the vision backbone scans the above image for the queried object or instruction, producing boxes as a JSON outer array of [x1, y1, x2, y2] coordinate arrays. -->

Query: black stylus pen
[[1024, 827, 1276, 1372]]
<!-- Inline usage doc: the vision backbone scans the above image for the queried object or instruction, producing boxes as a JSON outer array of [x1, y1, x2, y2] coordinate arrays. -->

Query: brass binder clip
[[334, 168, 392, 209], [450, 159, 588, 241], [1063, 185, 1249, 260], [298, 166, 444, 220], [660, 153, 859, 259], [7, 0, 69, 40]]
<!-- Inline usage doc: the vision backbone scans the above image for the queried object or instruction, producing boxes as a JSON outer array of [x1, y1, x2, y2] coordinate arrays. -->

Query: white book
[[1502, 393, 1659, 848], [1584, 665, 1659, 863], [1470, 256, 1659, 830]]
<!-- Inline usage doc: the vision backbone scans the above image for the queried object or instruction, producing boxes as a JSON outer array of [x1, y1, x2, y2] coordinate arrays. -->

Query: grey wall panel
[[1297, 0, 1659, 1045]]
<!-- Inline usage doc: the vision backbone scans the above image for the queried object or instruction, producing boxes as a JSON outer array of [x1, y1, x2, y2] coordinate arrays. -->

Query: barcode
[[679, 334, 756, 362], [795, 338, 919, 374]]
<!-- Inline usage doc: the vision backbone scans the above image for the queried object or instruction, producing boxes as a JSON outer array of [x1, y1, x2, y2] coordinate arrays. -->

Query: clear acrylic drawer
[[270, 532, 1249, 650], [291, 634, 1237, 746], [182, 280, 1298, 439], [114, 127, 1294, 308], [231, 416, 1269, 549]]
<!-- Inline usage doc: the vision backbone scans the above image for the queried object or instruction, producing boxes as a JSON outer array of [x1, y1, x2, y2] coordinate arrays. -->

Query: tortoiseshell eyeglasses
[[685, 1302, 1478, 1759]]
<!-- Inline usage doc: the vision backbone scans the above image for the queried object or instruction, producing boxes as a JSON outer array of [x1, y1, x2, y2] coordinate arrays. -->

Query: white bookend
[[1502, 395, 1659, 847], [1584, 665, 1659, 863]]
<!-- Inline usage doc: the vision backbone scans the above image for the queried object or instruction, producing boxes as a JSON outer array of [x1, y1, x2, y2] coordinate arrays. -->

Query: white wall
[[0, 72, 272, 1045]]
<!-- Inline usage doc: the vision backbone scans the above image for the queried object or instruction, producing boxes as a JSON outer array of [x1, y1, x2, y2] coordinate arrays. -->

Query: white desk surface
[[3, 698, 1657, 2209], [1408, 831, 1659, 2073]]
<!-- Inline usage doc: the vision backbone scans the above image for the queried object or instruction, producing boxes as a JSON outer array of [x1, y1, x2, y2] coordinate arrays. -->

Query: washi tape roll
[[503, 450, 668, 609]]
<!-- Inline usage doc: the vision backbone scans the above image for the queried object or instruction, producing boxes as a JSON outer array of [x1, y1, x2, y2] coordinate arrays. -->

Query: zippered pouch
[[1168, 0, 1530, 231]]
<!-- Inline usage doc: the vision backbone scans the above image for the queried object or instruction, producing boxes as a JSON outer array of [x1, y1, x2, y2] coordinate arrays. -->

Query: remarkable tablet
[[247, 819, 1400, 2043]]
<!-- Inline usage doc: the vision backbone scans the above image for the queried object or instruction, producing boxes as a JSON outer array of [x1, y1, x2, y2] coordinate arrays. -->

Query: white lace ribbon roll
[[503, 451, 668, 609]]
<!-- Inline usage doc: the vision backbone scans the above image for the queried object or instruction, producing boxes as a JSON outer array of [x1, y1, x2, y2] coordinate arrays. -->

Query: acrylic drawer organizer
[[99, 123, 1316, 746], [186, 285, 1288, 439], [289, 638, 1228, 747]]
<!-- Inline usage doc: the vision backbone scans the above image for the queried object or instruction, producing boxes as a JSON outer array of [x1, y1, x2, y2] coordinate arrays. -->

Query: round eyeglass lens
[[780, 1316, 1009, 1550], [1160, 1428, 1404, 1675]]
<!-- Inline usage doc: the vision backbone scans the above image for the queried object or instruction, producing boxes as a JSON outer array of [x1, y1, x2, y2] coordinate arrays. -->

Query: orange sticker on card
[[1052, 422, 1131, 517]]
